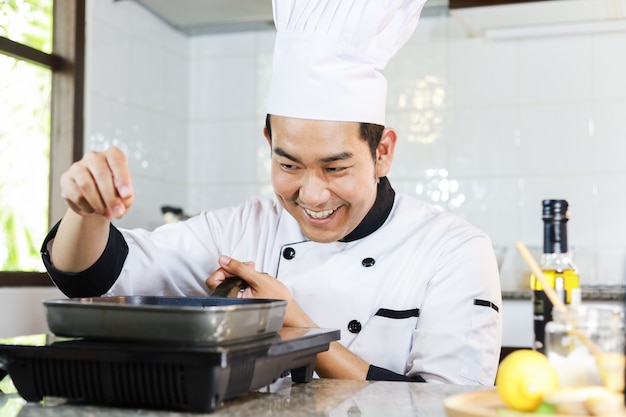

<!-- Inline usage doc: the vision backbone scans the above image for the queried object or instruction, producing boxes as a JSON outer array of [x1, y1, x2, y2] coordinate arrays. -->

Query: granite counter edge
[[502, 288, 625, 302]]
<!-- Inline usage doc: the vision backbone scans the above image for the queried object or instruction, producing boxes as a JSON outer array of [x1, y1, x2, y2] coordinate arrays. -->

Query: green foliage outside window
[[0, 0, 53, 271], [0, 0, 52, 52]]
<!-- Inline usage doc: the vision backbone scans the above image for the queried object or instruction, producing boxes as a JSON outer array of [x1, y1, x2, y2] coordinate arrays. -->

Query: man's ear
[[263, 126, 271, 145], [375, 127, 397, 178]]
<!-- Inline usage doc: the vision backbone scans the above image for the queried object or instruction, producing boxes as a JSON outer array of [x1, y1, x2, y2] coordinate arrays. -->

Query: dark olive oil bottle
[[531, 199, 581, 353]]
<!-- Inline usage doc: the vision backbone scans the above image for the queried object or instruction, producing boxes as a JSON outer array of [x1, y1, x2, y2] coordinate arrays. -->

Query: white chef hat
[[267, 0, 425, 126]]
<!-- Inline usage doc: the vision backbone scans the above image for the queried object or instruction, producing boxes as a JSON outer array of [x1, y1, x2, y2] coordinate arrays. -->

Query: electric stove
[[0, 327, 339, 413]]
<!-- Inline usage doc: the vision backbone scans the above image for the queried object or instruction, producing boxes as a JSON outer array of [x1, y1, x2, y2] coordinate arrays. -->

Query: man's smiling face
[[266, 116, 386, 243]]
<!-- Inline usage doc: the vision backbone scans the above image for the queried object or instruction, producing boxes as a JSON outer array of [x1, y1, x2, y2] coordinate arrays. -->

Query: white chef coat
[[106, 193, 502, 385]]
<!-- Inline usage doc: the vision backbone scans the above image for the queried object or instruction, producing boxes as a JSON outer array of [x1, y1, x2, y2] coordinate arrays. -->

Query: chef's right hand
[[60, 146, 134, 219], [209, 256, 318, 328]]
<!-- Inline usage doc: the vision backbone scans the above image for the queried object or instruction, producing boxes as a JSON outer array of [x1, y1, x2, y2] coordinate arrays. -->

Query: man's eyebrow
[[319, 152, 352, 163], [273, 147, 353, 164], [273, 147, 302, 163]]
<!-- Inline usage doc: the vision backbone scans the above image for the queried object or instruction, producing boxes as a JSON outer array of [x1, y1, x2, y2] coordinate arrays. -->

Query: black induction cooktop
[[0, 327, 339, 413]]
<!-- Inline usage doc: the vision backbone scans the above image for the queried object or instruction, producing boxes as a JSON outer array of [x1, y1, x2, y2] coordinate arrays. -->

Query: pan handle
[[211, 277, 248, 298]]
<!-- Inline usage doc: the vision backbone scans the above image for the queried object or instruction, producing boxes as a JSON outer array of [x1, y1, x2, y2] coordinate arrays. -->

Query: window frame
[[0, 0, 85, 286]]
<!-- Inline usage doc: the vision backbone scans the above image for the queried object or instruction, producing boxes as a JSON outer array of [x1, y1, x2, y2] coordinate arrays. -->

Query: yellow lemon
[[496, 350, 559, 412]]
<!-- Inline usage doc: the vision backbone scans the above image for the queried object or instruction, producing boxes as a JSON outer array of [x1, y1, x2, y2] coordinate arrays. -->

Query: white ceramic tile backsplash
[[190, 31, 258, 58], [189, 53, 259, 121], [447, 107, 518, 177], [449, 177, 520, 243], [83, 2, 626, 288], [596, 175, 626, 246], [386, 111, 449, 178], [88, 19, 132, 101], [592, 32, 626, 100], [594, 99, 626, 173], [447, 38, 518, 108], [385, 41, 448, 114], [518, 103, 594, 175], [518, 36, 594, 103], [84, 0, 189, 230], [188, 119, 268, 184]]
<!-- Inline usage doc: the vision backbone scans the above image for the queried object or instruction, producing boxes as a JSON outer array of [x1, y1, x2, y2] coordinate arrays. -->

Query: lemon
[[496, 350, 559, 412]]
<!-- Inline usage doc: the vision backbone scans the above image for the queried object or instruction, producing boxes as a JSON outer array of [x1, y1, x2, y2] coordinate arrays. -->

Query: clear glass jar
[[545, 304, 625, 388]]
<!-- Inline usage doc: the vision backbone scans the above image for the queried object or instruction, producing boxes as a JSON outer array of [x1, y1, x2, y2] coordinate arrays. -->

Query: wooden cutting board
[[444, 389, 579, 417]]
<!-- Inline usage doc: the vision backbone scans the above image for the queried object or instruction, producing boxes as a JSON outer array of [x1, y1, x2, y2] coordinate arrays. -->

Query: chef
[[41, 0, 502, 385]]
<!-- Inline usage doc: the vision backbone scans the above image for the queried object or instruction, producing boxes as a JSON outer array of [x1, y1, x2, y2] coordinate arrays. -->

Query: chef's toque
[[267, 0, 426, 126]]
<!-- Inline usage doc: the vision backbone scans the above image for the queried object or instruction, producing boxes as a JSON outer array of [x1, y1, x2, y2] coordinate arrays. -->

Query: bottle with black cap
[[531, 199, 581, 353]]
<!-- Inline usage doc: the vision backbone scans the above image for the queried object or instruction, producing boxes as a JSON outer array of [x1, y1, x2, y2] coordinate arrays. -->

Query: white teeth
[[305, 208, 335, 219]]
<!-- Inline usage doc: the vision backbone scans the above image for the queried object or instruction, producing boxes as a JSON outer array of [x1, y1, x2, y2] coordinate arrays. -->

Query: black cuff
[[40, 220, 129, 298], [366, 365, 426, 382]]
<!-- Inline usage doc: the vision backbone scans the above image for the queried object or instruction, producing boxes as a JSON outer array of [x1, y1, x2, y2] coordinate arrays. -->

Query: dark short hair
[[265, 114, 384, 160]]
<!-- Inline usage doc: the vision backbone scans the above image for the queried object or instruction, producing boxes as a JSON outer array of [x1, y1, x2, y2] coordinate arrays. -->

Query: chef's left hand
[[205, 255, 317, 328]]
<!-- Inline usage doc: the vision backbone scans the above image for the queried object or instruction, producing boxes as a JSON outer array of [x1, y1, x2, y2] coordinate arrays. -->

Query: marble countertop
[[1, 379, 487, 417], [502, 285, 625, 301]]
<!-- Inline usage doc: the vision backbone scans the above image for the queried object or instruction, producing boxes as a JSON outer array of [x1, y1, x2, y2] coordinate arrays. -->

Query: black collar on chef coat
[[340, 176, 395, 242]]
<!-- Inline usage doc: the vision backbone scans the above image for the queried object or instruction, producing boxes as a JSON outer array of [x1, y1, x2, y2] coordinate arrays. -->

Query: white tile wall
[[84, 1, 626, 288], [447, 38, 518, 108], [518, 36, 594, 103], [84, 0, 189, 230]]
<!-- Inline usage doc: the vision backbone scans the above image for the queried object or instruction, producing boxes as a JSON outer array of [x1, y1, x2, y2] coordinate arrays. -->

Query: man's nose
[[298, 171, 330, 205]]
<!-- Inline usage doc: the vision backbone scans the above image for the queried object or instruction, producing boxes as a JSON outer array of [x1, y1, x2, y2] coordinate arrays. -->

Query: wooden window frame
[[0, 0, 85, 287]]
